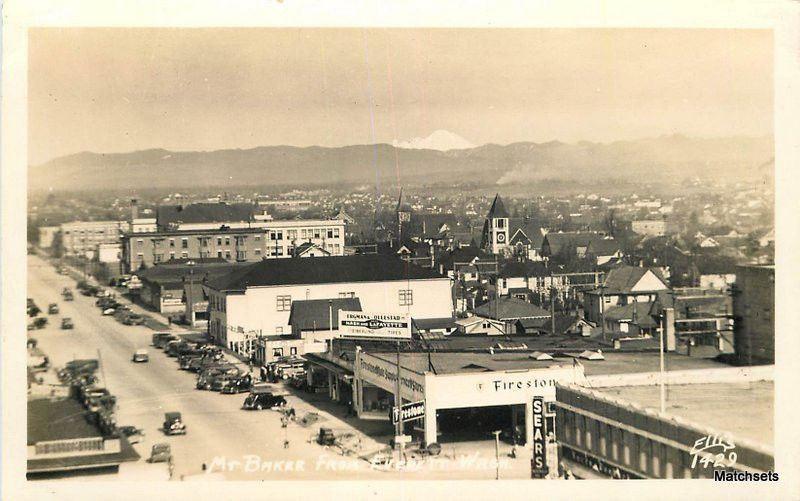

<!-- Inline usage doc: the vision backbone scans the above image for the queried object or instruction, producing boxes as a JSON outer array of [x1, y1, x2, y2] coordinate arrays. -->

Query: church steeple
[[481, 193, 510, 255]]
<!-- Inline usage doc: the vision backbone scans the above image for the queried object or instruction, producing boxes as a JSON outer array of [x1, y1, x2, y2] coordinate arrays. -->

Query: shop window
[[399, 289, 413, 306]]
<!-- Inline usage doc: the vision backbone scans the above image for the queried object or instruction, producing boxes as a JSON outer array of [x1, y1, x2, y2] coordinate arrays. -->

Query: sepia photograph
[[3, 1, 800, 499]]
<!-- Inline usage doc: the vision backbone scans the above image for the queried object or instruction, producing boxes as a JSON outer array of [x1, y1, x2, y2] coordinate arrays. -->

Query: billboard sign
[[531, 396, 549, 478], [338, 311, 411, 339]]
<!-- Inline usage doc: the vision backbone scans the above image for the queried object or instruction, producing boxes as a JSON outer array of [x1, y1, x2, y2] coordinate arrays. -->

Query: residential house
[[583, 265, 670, 324], [472, 297, 551, 335]]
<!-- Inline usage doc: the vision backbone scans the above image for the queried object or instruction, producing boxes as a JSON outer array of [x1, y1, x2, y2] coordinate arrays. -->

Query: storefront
[[349, 349, 584, 476]]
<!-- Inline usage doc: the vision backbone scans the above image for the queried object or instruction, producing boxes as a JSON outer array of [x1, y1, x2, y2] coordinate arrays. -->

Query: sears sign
[[338, 311, 411, 339]]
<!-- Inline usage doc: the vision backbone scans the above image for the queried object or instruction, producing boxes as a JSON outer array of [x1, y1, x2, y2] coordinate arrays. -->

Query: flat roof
[[596, 381, 773, 446], [364, 349, 733, 378], [28, 398, 104, 445]]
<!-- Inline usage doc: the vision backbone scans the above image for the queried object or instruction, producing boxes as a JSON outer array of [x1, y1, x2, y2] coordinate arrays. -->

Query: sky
[[28, 28, 773, 165]]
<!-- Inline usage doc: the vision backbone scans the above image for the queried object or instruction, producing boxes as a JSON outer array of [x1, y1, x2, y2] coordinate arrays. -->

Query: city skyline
[[29, 28, 772, 165]]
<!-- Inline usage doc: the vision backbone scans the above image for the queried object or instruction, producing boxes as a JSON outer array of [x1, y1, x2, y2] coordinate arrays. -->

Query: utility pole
[[599, 284, 607, 343], [550, 286, 556, 335], [492, 430, 501, 480], [395, 339, 405, 468]]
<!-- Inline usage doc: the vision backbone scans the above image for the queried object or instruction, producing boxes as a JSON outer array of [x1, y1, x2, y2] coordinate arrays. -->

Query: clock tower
[[481, 194, 510, 255]]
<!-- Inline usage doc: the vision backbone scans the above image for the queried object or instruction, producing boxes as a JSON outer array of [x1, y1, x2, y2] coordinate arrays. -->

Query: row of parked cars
[[150, 332, 290, 410]]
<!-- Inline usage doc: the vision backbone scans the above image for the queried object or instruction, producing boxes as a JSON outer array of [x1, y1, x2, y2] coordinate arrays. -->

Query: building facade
[[60, 221, 128, 256], [205, 255, 453, 355], [733, 265, 774, 365]]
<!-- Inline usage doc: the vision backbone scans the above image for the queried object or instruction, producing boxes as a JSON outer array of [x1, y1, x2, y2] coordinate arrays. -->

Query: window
[[217, 251, 223, 258], [169, 238, 175, 248], [254, 249, 261, 256], [287, 230, 297, 240], [154, 253, 163, 263], [225, 237, 231, 245], [137, 239, 143, 247], [181, 238, 188, 249], [236, 251, 247, 261], [290, 347, 298, 355], [272, 348, 284, 357], [399, 289, 413, 306], [200, 237, 209, 247], [254, 234, 261, 241], [313, 229, 321, 239], [181, 252, 188, 258], [136, 252, 144, 260], [200, 251, 210, 259], [277, 295, 292, 311], [169, 252, 175, 260], [338, 292, 355, 298], [217, 237, 222, 246], [301, 229, 308, 239], [276, 247, 283, 257], [496, 218, 505, 229], [327, 229, 334, 238], [225, 251, 231, 259], [333, 228, 340, 238]]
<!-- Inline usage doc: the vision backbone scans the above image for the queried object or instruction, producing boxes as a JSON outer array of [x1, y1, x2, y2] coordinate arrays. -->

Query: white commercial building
[[205, 255, 454, 355]]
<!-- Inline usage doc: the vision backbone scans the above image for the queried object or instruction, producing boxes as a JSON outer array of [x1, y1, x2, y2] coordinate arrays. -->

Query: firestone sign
[[392, 400, 426, 425], [338, 311, 411, 339]]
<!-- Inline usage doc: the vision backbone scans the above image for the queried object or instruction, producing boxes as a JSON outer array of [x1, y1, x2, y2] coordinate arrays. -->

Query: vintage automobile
[[62, 289, 74, 301], [162, 412, 186, 435], [47, 303, 59, 314], [220, 375, 253, 394], [210, 375, 234, 392], [151, 332, 176, 348], [122, 313, 145, 326], [102, 307, 116, 316], [242, 391, 287, 410], [117, 425, 145, 445], [30, 317, 48, 330], [132, 349, 149, 363], [61, 317, 74, 330], [147, 443, 172, 463]]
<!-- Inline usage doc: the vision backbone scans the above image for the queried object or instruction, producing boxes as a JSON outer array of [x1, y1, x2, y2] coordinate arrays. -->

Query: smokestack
[[131, 198, 139, 220]]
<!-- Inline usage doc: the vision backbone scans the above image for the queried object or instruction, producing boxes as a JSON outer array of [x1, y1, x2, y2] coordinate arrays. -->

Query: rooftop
[[157, 202, 256, 227], [473, 297, 551, 320], [596, 381, 773, 446], [28, 398, 101, 445], [207, 254, 446, 292], [288, 298, 362, 331]]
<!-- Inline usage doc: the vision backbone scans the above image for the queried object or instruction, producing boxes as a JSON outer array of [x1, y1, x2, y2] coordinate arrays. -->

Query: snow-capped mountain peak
[[393, 130, 474, 151]]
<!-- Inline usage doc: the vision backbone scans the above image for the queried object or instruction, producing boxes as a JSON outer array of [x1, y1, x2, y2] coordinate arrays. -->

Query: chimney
[[131, 198, 139, 221]]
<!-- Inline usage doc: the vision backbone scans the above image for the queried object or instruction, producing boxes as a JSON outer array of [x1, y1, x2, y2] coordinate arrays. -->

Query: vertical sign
[[531, 396, 549, 479]]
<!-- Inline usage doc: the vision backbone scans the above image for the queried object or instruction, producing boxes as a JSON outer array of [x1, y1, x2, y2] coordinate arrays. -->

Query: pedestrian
[[283, 439, 290, 449]]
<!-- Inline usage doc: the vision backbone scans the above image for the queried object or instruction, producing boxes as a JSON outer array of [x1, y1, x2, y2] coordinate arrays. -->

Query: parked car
[[62, 289, 74, 301], [118, 425, 145, 445], [162, 412, 186, 435], [102, 308, 116, 316], [151, 332, 175, 347], [156, 336, 180, 350], [242, 392, 286, 410], [221, 375, 253, 394], [30, 317, 48, 329], [61, 317, 74, 330], [210, 375, 234, 392], [147, 443, 172, 463], [122, 313, 145, 326], [132, 349, 149, 363], [47, 303, 59, 314]]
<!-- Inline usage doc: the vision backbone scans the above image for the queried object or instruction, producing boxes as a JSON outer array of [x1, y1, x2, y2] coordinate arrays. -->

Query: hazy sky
[[29, 28, 773, 165]]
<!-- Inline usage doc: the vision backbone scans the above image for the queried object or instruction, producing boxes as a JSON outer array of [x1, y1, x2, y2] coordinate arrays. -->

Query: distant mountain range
[[392, 130, 475, 151], [28, 135, 772, 192]]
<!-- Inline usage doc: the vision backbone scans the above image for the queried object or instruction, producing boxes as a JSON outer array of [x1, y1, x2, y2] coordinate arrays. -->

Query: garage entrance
[[435, 404, 526, 445]]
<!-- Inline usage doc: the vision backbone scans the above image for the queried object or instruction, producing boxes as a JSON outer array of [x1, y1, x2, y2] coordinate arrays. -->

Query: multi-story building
[[60, 221, 128, 257], [481, 194, 511, 255], [122, 227, 270, 271], [204, 254, 453, 355], [733, 265, 774, 365], [121, 219, 345, 271]]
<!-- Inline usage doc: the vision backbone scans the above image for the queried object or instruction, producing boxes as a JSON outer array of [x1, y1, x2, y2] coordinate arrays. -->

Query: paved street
[[28, 254, 532, 481]]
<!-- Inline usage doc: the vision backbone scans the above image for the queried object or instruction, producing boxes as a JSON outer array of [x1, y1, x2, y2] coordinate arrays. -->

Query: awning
[[306, 356, 353, 377]]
